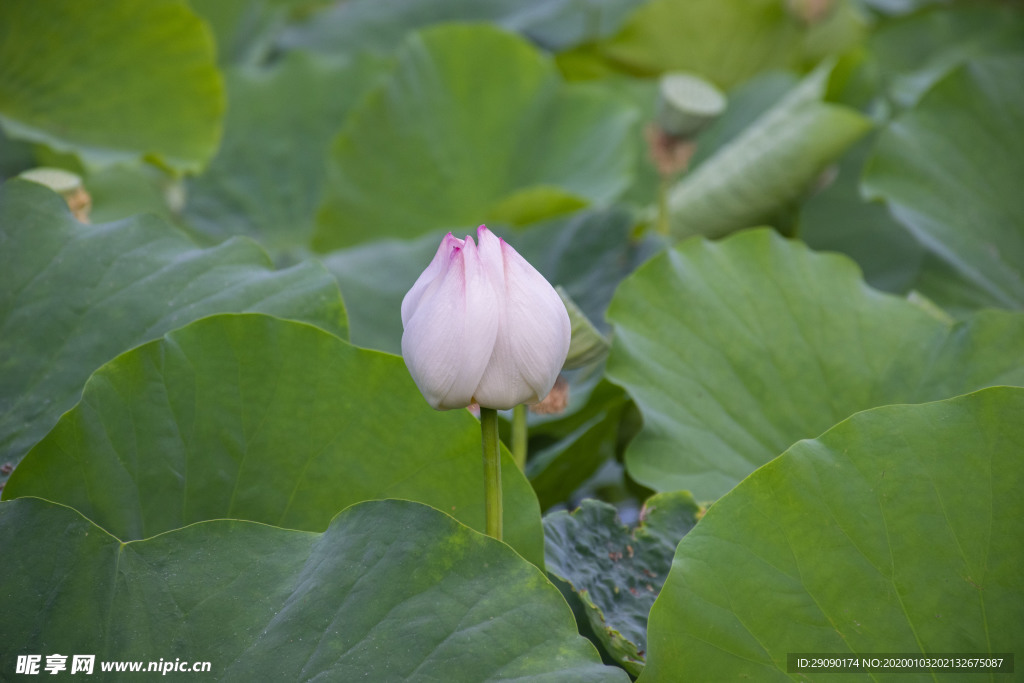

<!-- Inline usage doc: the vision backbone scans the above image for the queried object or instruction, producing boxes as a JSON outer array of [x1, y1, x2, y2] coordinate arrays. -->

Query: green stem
[[512, 404, 528, 471], [480, 407, 502, 541]]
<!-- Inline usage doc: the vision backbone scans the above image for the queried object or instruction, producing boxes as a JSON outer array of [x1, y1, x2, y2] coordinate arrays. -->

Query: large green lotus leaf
[[575, 0, 862, 88], [908, 255, 1012, 319], [0, 0, 223, 173], [800, 0, 870, 67], [0, 180, 346, 475], [0, 498, 625, 682], [279, 0, 534, 56], [312, 24, 637, 250], [865, 5, 1024, 108], [800, 131, 998, 318], [589, 0, 800, 85], [322, 231, 442, 354], [189, 0, 299, 66], [184, 51, 392, 252], [544, 492, 701, 675], [801, 136, 925, 295], [640, 387, 1024, 680], [0, 126, 34, 180], [278, 0, 642, 57], [862, 56, 1024, 311], [517, 0, 647, 53], [667, 65, 872, 241], [3, 313, 544, 566], [571, 77, 659, 209], [606, 228, 1024, 499]]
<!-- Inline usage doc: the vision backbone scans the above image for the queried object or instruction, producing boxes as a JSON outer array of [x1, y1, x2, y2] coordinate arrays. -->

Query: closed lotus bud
[[401, 225, 571, 410]]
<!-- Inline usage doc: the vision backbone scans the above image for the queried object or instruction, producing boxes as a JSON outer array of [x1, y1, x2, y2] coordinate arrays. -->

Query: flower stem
[[480, 407, 502, 541], [512, 404, 528, 471]]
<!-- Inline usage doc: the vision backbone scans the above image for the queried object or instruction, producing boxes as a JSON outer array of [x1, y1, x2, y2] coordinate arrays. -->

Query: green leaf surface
[[862, 56, 1024, 311], [545, 492, 701, 675], [279, 0, 532, 56], [278, 0, 642, 57], [594, 0, 800, 85], [667, 65, 872, 240], [4, 313, 544, 566], [484, 186, 589, 227], [189, 0, 297, 66], [907, 255, 1010, 319], [575, 77, 660, 209], [0, 180, 346, 474], [312, 24, 637, 249], [322, 231, 443, 354], [84, 164, 181, 225], [606, 228, 1024, 499], [0, 0, 223, 173], [865, 5, 1024, 108], [183, 51, 392, 252], [0, 126, 34, 180], [800, 0, 869, 66], [801, 136, 925, 295], [1, 498, 625, 682], [527, 380, 630, 511], [579, 0, 860, 88], [518, 0, 647, 53], [640, 387, 1024, 680], [529, 415, 618, 513]]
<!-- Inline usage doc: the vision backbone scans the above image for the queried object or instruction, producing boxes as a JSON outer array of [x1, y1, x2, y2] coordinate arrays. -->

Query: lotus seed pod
[[655, 72, 727, 139]]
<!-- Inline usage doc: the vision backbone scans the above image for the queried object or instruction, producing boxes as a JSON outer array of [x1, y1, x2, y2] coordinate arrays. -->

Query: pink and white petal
[[472, 336, 532, 409], [474, 225, 507, 307], [471, 227, 521, 409], [472, 235, 571, 409], [401, 233, 463, 327], [401, 238, 498, 410], [477, 239, 570, 407]]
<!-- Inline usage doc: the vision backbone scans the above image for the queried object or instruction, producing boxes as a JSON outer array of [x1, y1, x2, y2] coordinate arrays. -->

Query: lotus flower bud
[[401, 225, 571, 410]]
